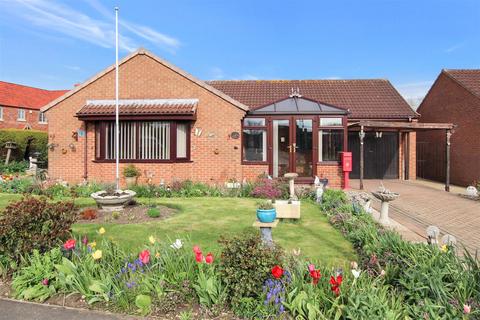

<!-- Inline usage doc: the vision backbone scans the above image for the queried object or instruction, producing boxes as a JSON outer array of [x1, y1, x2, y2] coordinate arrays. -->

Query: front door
[[272, 117, 314, 179]]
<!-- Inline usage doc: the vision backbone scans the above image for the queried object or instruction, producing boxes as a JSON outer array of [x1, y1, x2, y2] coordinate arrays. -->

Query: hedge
[[0, 129, 48, 165]]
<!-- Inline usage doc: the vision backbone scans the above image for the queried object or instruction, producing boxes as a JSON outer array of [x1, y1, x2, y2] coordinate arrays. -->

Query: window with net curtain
[[242, 118, 267, 162], [319, 117, 344, 161]]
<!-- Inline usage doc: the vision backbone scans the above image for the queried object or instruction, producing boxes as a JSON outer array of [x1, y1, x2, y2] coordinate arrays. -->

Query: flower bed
[[0, 191, 478, 318]]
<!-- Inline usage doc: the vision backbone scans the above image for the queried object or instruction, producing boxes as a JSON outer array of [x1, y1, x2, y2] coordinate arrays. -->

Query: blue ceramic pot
[[256, 208, 277, 223]]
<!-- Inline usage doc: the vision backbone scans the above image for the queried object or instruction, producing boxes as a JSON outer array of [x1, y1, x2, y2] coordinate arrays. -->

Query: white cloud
[[396, 80, 433, 108], [445, 42, 463, 53], [209, 67, 225, 80], [1, 0, 180, 53]]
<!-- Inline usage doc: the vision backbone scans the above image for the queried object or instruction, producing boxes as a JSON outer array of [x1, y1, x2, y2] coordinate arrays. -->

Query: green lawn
[[0, 194, 356, 265]]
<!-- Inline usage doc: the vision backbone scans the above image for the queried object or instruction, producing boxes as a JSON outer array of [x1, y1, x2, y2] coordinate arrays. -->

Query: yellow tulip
[[92, 250, 102, 260], [441, 245, 448, 253], [88, 241, 96, 248], [155, 252, 160, 258], [98, 227, 106, 235], [149, 236, 156, 244]]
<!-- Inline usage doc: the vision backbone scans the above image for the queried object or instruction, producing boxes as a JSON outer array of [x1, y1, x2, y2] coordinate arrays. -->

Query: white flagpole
[[115, 7, 120, 190]]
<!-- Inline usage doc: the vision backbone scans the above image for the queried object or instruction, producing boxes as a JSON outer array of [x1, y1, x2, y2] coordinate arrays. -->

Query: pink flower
[[205, 253, 214, 264], [193, 245, 202, 255], [82, 235, 88, 245], [195, 252, 204, 263], [139, 250, 150, 265], [63, 239, 76, 251], [41, 278, 49, 286], [308, 264, 315, 272], [464, 304, 471, 314]]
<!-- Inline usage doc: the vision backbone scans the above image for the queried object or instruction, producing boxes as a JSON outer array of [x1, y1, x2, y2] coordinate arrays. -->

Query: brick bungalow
[[417, 69, 480, 187], [42, 49, 439, 188], [0, 81, 67, 131]]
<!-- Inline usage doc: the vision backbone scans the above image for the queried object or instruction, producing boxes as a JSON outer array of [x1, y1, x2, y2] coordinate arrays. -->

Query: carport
[[349, 121, 456, 191]]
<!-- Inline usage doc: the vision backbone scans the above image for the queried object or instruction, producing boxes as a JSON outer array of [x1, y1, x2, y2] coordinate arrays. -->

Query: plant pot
[[125, 176, 137, 186], [256, 208, 277, 223]]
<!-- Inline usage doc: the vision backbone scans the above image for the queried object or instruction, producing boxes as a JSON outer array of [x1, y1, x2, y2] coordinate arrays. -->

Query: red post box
[[340, 152, 352, 189]]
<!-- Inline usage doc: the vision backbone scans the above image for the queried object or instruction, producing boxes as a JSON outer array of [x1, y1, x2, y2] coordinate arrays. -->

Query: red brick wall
[[46, 53, 248, 186], [317, 164, 343, 188], [417, 73, 480, 186], [0, 106, 48, 131]]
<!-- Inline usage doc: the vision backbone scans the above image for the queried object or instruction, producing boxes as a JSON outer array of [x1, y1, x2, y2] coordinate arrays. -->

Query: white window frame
[[38, 112, 48, 124], [0, 107, 3, 121], [17, 108, 26, 121]]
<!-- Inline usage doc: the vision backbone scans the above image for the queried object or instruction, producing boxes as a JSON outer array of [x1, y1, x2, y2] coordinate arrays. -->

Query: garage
[[348, 131, 399, 179]]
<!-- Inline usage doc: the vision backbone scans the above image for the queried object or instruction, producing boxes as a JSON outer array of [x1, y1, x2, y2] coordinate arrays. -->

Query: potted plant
[[123, 164, 141, 186], [256, 200, 277, 223]]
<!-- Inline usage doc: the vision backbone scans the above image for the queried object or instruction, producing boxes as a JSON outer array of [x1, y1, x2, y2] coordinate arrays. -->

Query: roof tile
[[207, 79, 417, 119], [77, 99, 198, 116], [0, 81, 67, 110]]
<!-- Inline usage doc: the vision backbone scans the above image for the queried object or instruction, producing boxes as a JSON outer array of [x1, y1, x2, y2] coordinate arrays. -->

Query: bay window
[[95, 121, 189, 162], [242, 118, 267, 162], [319, 117, 344, 162]]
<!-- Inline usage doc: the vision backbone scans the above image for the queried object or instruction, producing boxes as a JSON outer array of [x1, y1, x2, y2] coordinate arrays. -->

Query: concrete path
[[352, 179, 480, 252], [0, 298, 132, 320]]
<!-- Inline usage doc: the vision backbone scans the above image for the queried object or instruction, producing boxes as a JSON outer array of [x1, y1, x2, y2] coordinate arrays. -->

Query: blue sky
[[0, 0, 479, 103]]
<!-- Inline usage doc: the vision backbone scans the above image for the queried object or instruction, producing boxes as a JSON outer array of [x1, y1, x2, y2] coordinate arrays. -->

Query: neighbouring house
[[42, 49, 450, 188], [417, 69, 480, 187], [0, 81, 67, 131]]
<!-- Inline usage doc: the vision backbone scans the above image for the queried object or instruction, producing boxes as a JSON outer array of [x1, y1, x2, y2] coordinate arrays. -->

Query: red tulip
[[271, 265, 284, 279], [193, 245, 202, 255], [309, 269, 321, 285], [205, 253, 214, 264], [139, 249, 150, 265], [195, 252, 204, 263], [330, 275, 343, 296], [63, 239, 76, 250]]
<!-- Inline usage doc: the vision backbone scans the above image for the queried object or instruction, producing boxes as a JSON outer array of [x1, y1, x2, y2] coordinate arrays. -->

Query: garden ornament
[[426, 225, 440, 245]]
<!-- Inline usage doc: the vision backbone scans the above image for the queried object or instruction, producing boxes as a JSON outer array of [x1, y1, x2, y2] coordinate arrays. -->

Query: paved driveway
[[0, 299, 132, 320], [351, 179, 480, 252]]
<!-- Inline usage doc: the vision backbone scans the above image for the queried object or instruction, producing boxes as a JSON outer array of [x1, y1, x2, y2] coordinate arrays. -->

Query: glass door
[[272, 117, 314, 179], [272, 119, 290, 178], [294, 119, 313, 177]]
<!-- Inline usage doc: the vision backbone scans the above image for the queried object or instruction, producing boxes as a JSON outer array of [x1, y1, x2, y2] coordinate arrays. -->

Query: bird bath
[[371, 186, 399, 225], [91, 189, 136, 211]]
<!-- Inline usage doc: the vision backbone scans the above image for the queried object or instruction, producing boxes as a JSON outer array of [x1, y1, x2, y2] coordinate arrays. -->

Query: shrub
[[218, 231, 283, 309], [256, 200, 274, 210], [0, 129, 48, 165], [81, 208, 98, 220], [146, 207, 160, 218], [0, 161, 29, 174], [123, 164, 141, 178], [0, 177, 34, 194], [0, 196, 77, 262], [250, 178, 284, 199]]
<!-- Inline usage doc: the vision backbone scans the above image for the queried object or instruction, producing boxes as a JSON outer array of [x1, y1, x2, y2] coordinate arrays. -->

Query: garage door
[[348, 131, 399, 179]]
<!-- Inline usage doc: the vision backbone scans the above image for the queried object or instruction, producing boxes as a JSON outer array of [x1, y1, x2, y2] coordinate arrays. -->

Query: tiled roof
[[77, 99, 198, 116], [443, 69, 480, 98], [0, 81, 68, 110], [207, 79, 417, 119]]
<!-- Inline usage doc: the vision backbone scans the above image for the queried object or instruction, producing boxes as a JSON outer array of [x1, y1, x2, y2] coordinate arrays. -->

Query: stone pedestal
[[273, 200, 301, 219], [284, 173, 298, 201], [253, 220, 278, 247]]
